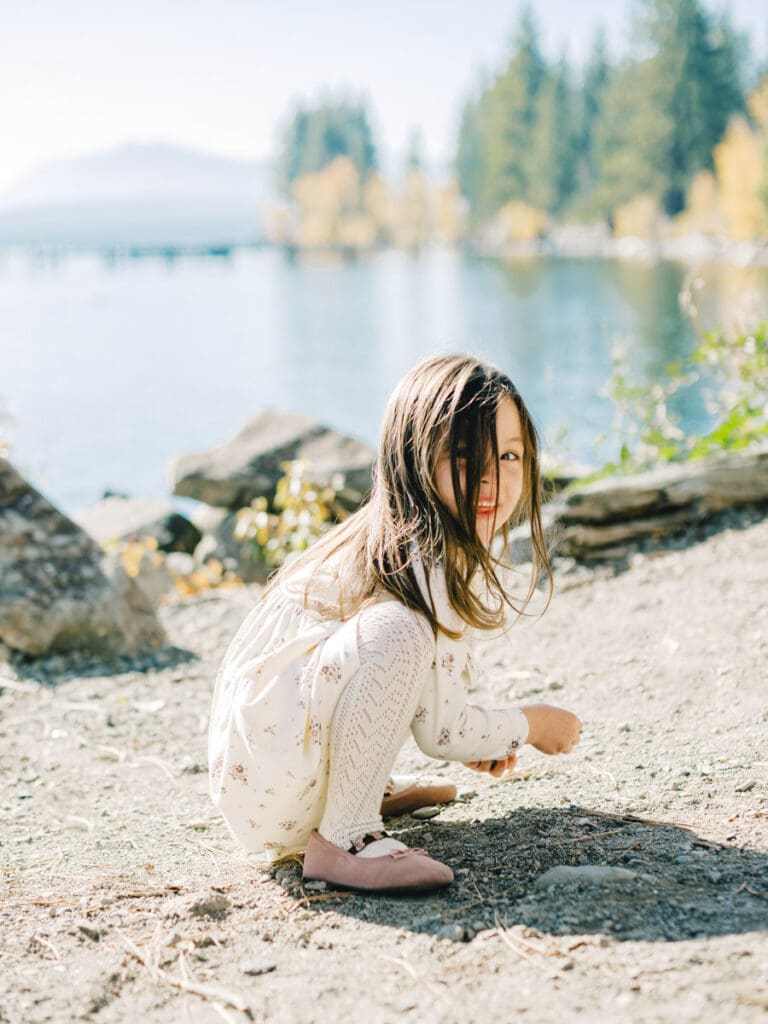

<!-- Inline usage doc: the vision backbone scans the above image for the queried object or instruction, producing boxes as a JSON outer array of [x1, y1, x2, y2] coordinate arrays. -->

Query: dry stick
[[33, 934, 62, 960], [133, 756, 177, 782], [380, 955, 447, 1004], [117, 930, 252, 1018], [196, 841, 223, 876], [492, 916, 553, 957], [441, 882, 525, 919], [492, 924, 531, 961], [295, 891, 357, 907]]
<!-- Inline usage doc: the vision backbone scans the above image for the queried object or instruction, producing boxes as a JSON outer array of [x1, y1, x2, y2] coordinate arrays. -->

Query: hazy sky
[[2, 0, 765, 193]]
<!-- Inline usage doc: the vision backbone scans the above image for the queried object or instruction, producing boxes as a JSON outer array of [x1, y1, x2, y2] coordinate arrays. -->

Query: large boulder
[[0, 459, 166, 656], [75, 495, 201, 553], [191, 506, 271, 583], [167, 411, 374, 510]]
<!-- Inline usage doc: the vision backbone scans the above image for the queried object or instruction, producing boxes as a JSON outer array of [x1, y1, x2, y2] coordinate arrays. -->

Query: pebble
[[411, 806, 440, 820], [304, 880, 327, 892], [675, 854, 693, 865], [707, 870, 723, 884], [534, 865, 638, 890], [436, 924, 466, 942], [241, 959, 277, 977], [75, 922, 101, 942], [735, 780, 757, 793], [189, 893, 230, 919]]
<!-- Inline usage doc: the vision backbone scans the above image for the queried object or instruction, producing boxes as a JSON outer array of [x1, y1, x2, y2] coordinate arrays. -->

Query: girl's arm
[[410, 647, 530, 762]]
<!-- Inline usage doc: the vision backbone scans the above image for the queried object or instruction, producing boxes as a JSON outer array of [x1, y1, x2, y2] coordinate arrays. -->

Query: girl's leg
[[319, 601, 433, 850]]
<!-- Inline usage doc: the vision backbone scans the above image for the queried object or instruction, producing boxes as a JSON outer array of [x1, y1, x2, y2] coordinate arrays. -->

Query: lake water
[[1, 246, 765, 516]]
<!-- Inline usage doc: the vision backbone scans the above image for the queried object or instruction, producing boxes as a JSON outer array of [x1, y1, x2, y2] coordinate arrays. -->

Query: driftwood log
[[511, 443, 768, 562]]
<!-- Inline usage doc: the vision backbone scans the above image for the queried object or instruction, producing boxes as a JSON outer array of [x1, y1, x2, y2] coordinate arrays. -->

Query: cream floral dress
[[208, 557, 529, 860]]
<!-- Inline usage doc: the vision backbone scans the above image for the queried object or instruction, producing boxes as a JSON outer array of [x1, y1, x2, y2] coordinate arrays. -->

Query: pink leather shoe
[[380, 775, 458, 817], [302, 830, 454, 894]]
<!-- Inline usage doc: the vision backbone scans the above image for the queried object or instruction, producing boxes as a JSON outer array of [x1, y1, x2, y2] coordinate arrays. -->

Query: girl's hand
[[522, 704, 581, 755], [463, 754, 517, 778]]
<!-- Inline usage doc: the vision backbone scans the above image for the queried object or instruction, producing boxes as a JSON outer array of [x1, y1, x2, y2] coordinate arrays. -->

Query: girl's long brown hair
[[266, 355, 552, 636]]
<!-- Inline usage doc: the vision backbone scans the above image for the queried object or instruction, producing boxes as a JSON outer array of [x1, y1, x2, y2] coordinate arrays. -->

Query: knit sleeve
[[410, 639, 529, 762]]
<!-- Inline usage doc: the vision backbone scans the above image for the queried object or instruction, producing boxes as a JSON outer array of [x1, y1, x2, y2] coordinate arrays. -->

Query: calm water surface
[[1, 247, 765, 515]]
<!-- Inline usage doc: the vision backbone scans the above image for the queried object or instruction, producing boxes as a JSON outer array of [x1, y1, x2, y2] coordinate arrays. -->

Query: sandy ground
[[1, 516, 767, 1024]]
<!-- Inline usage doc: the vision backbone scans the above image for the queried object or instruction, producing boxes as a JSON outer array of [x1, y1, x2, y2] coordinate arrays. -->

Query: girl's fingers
[[463, 756, 518, 776]]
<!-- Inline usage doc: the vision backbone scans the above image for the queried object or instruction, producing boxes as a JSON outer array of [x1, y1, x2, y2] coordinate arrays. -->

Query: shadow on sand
[[275, 806, 768, 943]]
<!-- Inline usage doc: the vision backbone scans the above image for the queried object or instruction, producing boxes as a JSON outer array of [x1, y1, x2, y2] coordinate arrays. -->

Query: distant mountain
[[0, 143, 276, 247]]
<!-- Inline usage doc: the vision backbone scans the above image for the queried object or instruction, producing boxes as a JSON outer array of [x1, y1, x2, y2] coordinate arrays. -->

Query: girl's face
[[434, 396, 525, 547]]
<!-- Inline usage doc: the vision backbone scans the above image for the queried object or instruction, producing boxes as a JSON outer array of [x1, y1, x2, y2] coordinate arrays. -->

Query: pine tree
[[526, 57, 579, 213], [574, 28, 612, 208], [279, 99, 377, 191]]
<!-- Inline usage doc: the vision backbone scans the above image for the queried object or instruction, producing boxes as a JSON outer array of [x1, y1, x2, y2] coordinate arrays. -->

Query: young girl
[[209, 355, 581, 893]]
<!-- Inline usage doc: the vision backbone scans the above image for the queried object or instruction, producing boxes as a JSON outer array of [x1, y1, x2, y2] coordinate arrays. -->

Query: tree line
[[272, 0, 768, 248]]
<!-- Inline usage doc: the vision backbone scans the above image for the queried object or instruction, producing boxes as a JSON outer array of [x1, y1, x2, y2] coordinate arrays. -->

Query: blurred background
[[2, 0, 767, 515]]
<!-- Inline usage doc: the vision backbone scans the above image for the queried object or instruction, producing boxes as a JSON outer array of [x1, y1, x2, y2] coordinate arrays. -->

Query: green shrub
[[595, 320, 768, 478], [234, 461, 347, 569]]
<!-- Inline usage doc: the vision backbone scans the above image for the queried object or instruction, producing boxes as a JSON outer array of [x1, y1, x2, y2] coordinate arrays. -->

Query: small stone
[[534, 865, 638, 890], [411, 806, 440, 820], [241, 959, 277, 977], [436, 924, 465, 942], [76, 922, 101, 942], [674, 854, 693, 865], [189, 893, 230, 919], [707, 870, 723, 883], [735, 780, 757, 793], [618, 722, 631, 733], [303, 880, 327, 892]]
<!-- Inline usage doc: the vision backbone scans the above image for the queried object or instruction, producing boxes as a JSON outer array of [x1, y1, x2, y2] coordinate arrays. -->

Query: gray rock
[[411, 805, 441, 820], [75, 495, 201, 554], [436, 924, 466, 942], [164, 552, 196, 577], [0, 459, 165, 656], [188, 893, 231, 918], [534, 865, 638, 889], [75, 922, 101, 942], [192, 509, 271, 583], [167, 410, 374, 510], [241, 959, 277, 976], [303, 880, 327, 892]]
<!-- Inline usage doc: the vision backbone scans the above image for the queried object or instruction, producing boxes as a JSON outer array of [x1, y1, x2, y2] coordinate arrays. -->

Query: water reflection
[[0, 247, 766, 513]]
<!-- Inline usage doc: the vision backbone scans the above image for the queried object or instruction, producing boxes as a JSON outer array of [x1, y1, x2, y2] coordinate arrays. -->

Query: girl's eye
[[500, 451, 521, 462]]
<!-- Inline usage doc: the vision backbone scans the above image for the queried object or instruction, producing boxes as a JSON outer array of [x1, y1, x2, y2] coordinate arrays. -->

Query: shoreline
[[1, 233, 767, 268]]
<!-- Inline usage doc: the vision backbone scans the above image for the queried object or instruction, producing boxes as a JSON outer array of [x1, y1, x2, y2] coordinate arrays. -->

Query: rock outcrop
[[167, 411, 374, 510], [75, 495, 201, 553], [0, 459, 166, 656]]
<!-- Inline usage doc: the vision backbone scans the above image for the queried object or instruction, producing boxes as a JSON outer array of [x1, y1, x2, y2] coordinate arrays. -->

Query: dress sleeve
[[410, 638, 529, 762]]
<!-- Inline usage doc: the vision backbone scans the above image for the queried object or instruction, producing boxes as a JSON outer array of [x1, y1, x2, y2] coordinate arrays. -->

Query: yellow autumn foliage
[[434, 178, 467, 244], [714, 116, 768, 241], [393, 168, 432, 249], [291, 157, 372, 249], [671, 170, 724, 236], [612, 194, 661, 238], [497, 201, 549, 242], [748, 75, 768, 131]]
